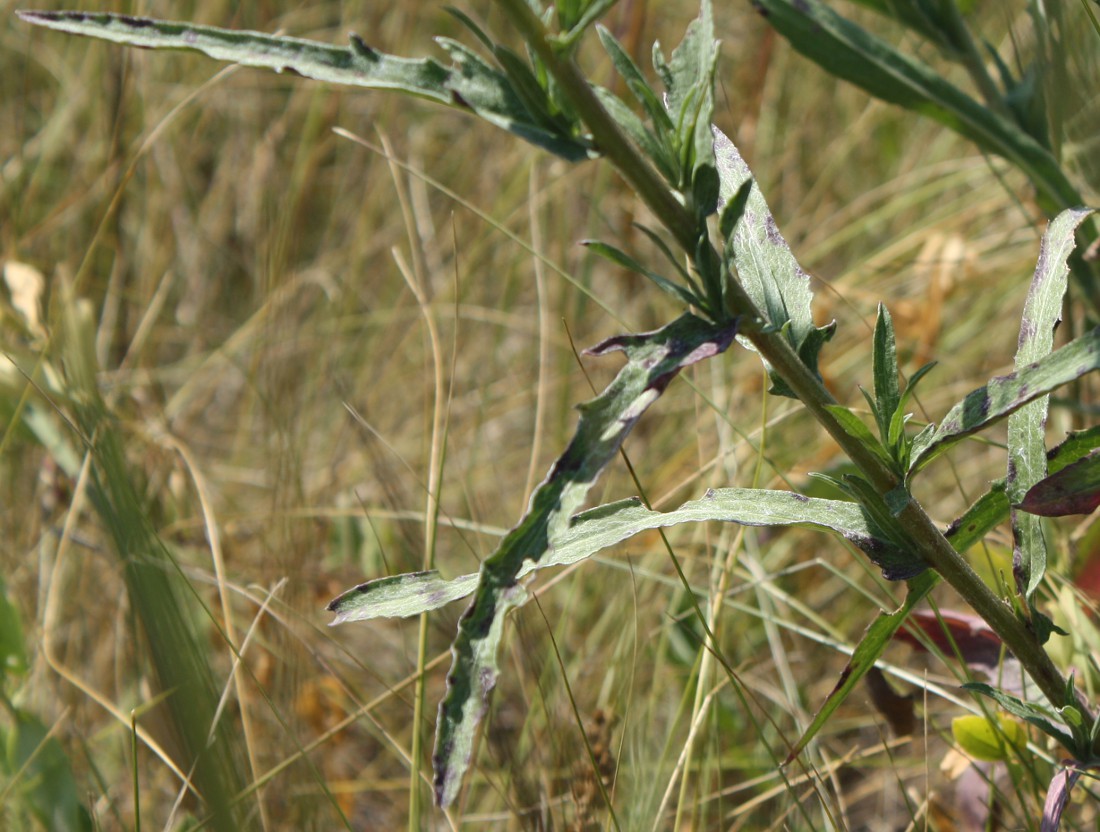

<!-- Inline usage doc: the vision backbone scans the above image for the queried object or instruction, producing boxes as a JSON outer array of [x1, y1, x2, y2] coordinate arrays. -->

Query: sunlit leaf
[[17, 11, 592, 161], [432, 313, 737, 808], [952, 713, 1028, 762], [1008, 208, 1094, 598], [328, 486, 926, 623], [711, 125, 835, 395], [909, 327, 1100, 474]]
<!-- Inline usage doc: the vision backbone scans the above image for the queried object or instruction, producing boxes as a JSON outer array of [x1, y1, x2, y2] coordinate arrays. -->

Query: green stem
[[493, 0, 1086, 736]]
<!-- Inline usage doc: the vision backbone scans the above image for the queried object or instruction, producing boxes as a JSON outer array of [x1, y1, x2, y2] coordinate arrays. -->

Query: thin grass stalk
[[382, 130, 451, 828], [490, 0, 1087, 734]]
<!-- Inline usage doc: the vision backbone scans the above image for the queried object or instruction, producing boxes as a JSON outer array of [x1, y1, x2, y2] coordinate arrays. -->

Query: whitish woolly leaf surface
[[909, 327, 1100, 474], [712, 125, 834, 396], [328, 488, 920, 623], [431, 313, 736, 808], [17, 11, 591, 160], [1009, 208, 1095, 598]]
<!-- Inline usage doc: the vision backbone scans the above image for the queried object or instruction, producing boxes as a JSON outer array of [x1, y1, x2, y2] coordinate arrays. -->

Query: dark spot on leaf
[[789, 492, 810, 502], [349, 33, 377, 59], [119, 15, 155, 27]]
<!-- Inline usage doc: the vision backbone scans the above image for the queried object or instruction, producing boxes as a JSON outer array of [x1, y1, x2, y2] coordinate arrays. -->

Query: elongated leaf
[[1047, 426, 1100, 474], [872, 304, 901, 442], [751, 0, 1083, 216], [1043, 766, 1087, 832], [909, 326, 1100, 474], [56, 292, 248, 829], [329, 487, 924, 622], [824, 404, 896, 472], [17, 11, 592, 161], [712, 126, 835, 395], [785, 568, 938, 764], [432, 313, 737, 808], [582, 239, 698, 307], [1009, 208, 1095, 598], [785, 478, 1013, 763], [963, 682, 1077, 750], [595, 24, 673, 136]]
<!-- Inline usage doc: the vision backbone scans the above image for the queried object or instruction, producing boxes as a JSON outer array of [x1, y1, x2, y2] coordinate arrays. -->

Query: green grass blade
[[57, 295, 249, 831], [17, 10, 592, 161], [1008, 208, 1095, 598], [909, 326, 1100, 474], [432, 313, 738, 808], [752, 0, 1084, 216]]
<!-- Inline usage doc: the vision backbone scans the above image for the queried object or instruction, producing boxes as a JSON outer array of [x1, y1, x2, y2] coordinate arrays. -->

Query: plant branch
[[492, 0, 1085, 733]]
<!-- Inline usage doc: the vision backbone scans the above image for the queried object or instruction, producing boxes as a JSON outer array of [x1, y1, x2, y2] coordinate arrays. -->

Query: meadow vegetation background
[[2, 0, 1099, 829]]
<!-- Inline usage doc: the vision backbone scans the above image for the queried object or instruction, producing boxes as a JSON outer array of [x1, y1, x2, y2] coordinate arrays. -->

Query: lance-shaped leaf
[[1042, 765, 1095, 832], [432, 313, 737, 808], [712, 125, 835, 396], [909, 326, 1100, 475], [785, 479, 1011, 764], [328, 487, 923, 623], [1009, 208, 1095, 598], [17, 11, 592, 161]]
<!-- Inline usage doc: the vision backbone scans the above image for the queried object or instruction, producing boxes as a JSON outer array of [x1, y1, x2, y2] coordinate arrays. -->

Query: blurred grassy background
[[2, 0, 1099, 829]]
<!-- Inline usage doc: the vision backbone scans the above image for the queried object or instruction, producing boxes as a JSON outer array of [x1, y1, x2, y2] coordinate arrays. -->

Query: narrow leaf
[[751, 0, 1083, 216], [786, 479, 1014, 764], [595, 24, 673, 135], [824, 404, 897, 472], [582, 239, 698, 307], [909, 327, 1100, 474], [17, 11, 592, 161], [327, 570, 480, 623], [1048, 425, 1100, 475], [964, 682, 1077, 750], [329, 486, 931, 622], [872, 304, 901, 441], [785, 569, 938, 764], [1009, 208, 1095, 598], [432, 314, 737, 808]]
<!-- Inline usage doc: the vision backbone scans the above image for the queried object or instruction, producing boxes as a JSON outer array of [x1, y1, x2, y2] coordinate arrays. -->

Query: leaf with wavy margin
[[430, 313, 736, 808], [16, 10, 591, 160]]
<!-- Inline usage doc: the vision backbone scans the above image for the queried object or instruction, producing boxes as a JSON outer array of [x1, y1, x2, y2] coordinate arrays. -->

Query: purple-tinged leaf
[[1041, 764, 1086, 832], [1018, 451, 1100, 517], [909, 326, 1100, 475], [865, 667, 914, 737]]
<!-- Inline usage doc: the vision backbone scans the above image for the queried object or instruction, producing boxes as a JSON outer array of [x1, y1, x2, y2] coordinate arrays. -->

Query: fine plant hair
[[12, 0, 1100, 829]]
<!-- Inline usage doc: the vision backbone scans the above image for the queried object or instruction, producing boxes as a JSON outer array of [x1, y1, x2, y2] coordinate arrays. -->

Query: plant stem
[[493, 0, 1087, 733]]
